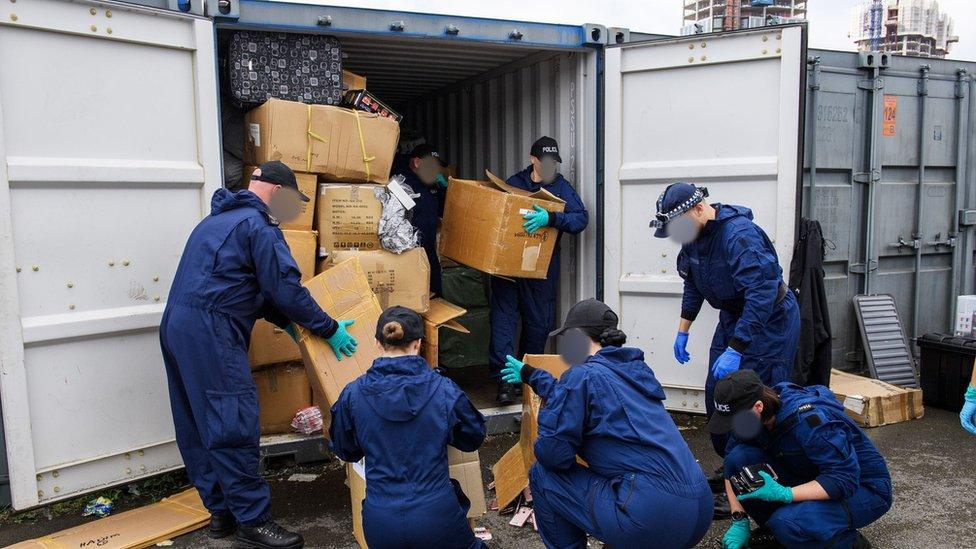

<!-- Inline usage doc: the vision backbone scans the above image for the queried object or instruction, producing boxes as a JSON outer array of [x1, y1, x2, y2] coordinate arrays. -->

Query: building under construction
[[850, 0, 958, 58], [681, 0, 807, 35]]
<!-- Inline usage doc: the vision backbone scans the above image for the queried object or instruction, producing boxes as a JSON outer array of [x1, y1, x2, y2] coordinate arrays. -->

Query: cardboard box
[[241, 166, 318, 231], [254, 363, 313, 435], [492, 355, 569, 510], [244, 98, 399, 184], [315, 184, 383, 255], [343, 88, 402, 123], [330, 248, 431, 312], [440, 170, 566, 279], [343, 69, 367, 91], [830, 369, 924, 427], [247, 230, 318, 369], [296, 258, 384, 433], [421, 298, 469, 368], [347, 448, 486, 548]]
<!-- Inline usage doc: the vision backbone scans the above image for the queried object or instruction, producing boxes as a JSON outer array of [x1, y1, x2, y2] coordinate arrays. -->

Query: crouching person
[[711, 370, 893, 549], [501, 299, 713, 549], [328, 306, 488, 549]]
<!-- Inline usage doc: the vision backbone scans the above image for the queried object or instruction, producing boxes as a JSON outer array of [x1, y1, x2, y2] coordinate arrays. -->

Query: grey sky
[[313, 0, 976, 60]]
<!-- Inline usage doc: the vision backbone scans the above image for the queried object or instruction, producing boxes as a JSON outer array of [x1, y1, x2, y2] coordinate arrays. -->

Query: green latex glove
[[737, 471, 794, 503], [436, 173, 449, 189], [722, 518, 751, 549], [522, 205, 550, 234], [960, 385, 976, 435], [500, 355, 525, 384], [284, 323, 299, 342], [326, 319, 358, 361]]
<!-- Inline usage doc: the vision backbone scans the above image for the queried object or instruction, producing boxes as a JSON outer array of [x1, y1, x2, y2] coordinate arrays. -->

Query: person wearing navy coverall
[[710, 370, 891, 549], [652, 182, 800, 456], [501, 299, 713, 549], [160, 161, 357, 548], [392, 144, 449, 296], [329, 306, 487, 549], [490, 136, 588, 405]]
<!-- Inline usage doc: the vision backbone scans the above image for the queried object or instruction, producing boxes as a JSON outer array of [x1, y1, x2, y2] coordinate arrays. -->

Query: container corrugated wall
[[804, 49, 976, 371]]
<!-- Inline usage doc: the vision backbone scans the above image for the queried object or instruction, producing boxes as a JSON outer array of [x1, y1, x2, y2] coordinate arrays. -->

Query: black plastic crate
[[917, 333, 976, 411]]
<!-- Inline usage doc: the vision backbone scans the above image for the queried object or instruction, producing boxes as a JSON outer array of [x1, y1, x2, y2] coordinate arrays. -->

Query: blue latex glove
[[284, 323, 299, 342], [674, 331, 690, 364], [737, 471, 793, 504], [722, 517, 751, 549], [501, 355, 524, 384], [436, 173, 448, 189], [326, 319, 358, 361], [712, 347, 742, 380], [961, 385, 976, 435], [522, 205, 550, 234]]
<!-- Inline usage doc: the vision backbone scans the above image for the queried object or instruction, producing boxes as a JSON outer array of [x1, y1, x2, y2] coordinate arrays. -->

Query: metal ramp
[[853, 295, 919, 387]]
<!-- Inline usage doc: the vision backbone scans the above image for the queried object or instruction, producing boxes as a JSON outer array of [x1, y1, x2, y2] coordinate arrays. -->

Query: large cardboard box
[[830, 369, 924, 427], [492, 355, 569, 509], [315, 184, 383, 255], [440, 170, 566, 279], [241, 166, 318, 231], [330, 248, 431, 312], [244, 98, 399, 183], [248, 230, 318, 369], [421, 298, 469, 368], [296, 258, 384, 432], [347, 448, 486, 548], [254, 364, 313, 435]]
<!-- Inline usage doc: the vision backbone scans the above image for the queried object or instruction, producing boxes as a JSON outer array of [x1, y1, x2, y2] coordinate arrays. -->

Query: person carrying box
[[490, 137, 589, 405], [159, 161, 358, 549], [393, 144, 450, 296]]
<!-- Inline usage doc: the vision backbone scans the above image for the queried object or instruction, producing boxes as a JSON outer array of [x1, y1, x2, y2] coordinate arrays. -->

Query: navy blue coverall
[[160, 189, 339, 525], [724, 383, 892, 548], [677, 204, 800, 455], [489, 167, 588, 376], [395, 165, 446, 296], [329, 355, 487, 549], [525, 347, 713, 549]]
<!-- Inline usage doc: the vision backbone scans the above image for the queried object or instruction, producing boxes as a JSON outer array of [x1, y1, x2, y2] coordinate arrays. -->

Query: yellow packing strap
[[353, 109, 376, 182], [306, 104, 328, 173]]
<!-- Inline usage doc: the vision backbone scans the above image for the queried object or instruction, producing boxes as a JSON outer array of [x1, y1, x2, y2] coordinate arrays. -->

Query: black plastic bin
[[917, 333, 976, 411]]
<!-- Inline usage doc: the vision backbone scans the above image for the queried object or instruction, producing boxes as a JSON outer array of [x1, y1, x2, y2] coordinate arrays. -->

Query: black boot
[[235, 520, 304, 549], [497, 382, 516, 405], [712, 492, 731, 520], [706, 465, 725, 493], [208, 512, 238, 539], [852, 531, 872, 549]]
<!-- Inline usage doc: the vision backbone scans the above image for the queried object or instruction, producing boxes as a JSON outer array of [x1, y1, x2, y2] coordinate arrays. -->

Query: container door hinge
[[849, 260, 878, 274], [853, 170, 880, 183], [958, 210, 976, 227], [858, 78, 884, 91], [955, 69, 970, 98]]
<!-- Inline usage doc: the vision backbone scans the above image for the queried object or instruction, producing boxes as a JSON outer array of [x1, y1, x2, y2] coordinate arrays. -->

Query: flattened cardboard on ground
[[243, 98, 399, 184], [296, 257, 383, 435], [8, 488, 208, 549], [347, 448, 487, 548], [330, 248, 430, 312], [248, 229, 318, 369], [440, 170, 565, 279], [240, 166, 318, 231], [492, 355, 569, 510], [421, 298, 469, 368], [315, 184, 383, 255], [255, 363, 313, 435], [830, 369, 924, 427]]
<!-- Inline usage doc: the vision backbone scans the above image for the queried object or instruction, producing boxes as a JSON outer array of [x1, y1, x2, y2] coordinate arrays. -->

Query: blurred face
[[268, 186, 304, 222], [531, 155, 559, 184], [730, 401, 765, 441], [666, 203, 707, 245], [413, 156, 441, 185]]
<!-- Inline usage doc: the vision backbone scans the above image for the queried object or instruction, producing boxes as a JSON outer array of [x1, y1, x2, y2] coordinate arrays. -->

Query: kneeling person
[[329, 306, 488, 549], [712, 370, 892, 549]]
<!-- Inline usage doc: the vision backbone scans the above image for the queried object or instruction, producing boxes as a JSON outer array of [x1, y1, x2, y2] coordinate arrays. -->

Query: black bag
[[227, 30, 342, 106]]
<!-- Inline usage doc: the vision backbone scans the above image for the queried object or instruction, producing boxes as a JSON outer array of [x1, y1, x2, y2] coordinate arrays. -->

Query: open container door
[[0, 0, 220, 508], [603, 25, 806, 413]]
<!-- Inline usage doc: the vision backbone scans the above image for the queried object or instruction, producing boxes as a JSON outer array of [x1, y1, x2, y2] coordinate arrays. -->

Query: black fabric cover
[[788, 218, 833, 387]]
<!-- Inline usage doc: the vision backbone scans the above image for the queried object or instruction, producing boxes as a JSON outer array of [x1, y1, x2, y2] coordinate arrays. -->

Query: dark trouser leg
[[488, 276, 520, 378], [529, 463, 594, 549], [706, 320, 731, 456], [518, 278, 557, 356]]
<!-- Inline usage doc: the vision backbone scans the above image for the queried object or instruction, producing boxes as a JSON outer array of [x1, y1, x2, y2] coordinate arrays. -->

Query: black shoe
[[497, 382, 516, 405], [706, 465, 725, 493], [235, 520, 304, 549], [749, 527, 784, 549], [853, 531, 872, 549], [712, 492, 731, 520], [209, 512, 238, 539]]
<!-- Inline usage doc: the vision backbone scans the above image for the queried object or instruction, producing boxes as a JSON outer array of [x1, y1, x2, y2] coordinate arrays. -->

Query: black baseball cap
[[530, 136, 562, 163], [375, 306, 425, 344], [549, 299, 618, 338], [707, 369, 765, 435], [650, 182, 708, 238], [409, 144, 448, 167], [251, 161, 310, 202]]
